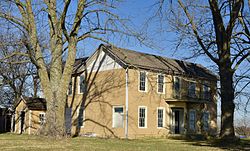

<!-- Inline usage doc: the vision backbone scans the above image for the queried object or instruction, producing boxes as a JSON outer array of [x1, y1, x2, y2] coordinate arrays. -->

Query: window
[[68, 78, 73, 95], [173, 77, 181, 98], [157, 74, 165, 93], [138, 106, 147, 128], [189, 110, 196, 131], [157, 108, 165, 128], [188, 82, 196, 98], [202, 112, 209, 131], [78, 107, 85, 127], [39, 113, 46, 125], [202, 82, 210, 99], [139, 71, 147, 91], [79, 75, 86, 94], [112, 106, 124, 128]]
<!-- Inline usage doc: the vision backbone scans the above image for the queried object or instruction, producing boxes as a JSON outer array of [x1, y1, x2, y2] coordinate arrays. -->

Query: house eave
[[165, 98, 211, 104]]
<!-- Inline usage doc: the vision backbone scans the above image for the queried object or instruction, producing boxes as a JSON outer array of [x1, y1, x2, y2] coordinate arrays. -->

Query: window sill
[[138, 90, 147, 93], [157, 92, 165, 95], [138, 127, 147, 129]]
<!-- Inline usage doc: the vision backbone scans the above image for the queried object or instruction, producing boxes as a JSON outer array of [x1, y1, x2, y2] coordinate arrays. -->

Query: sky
[[73, 0, 250, 125]]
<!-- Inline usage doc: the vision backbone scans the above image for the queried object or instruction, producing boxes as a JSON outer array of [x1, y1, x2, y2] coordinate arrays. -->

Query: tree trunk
[[219, 64, 236, 139], [41, 90, 68, 137]]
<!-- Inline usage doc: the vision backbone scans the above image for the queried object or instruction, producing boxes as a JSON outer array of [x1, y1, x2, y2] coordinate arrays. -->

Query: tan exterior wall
[[68, 67, 217, 138]]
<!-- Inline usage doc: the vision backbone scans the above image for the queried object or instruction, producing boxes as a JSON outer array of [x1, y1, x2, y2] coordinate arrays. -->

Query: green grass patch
[[0, 133, 249, 151]]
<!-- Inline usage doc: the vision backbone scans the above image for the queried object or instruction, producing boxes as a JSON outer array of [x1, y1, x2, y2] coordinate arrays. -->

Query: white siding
[[87, 50, 122, 72]]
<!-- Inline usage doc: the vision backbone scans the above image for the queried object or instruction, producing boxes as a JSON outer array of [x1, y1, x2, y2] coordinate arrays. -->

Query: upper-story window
[[202, 82, 210, 99], [139, 71, 147, 92], [188, 82, 196, 98], [68, 78, 73, 95], [157, 74, 165, 93], [79, 75, 86, 94], [173, 77, 181, 98]]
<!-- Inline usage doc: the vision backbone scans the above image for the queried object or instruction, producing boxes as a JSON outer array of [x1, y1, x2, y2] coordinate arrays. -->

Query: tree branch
[[178, 0, 219, 64]]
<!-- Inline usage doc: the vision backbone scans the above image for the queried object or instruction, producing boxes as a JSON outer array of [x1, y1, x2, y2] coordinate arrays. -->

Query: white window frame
[[138, 106, 147, 128], [202, 111, 210, 131], [157, 107, 165, 128], [202, 82, 210, 99], [138, 71, 148, 92], [188, 81, 196, 98], [78, 75, 85, 94], [39, 112, 46, 124], [173, 76, 181, 98], [189, 110, 196, 131], [112, 106, 124, 128], [77, 106, 85, 128], [157, 74, 165, 94]]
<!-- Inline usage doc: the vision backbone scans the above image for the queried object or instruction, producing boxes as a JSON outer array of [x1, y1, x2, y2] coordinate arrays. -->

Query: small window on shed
[[39, 113, 46, 125]]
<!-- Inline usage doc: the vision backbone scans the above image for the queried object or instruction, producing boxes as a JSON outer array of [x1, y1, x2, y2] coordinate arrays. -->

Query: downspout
[[125, 67, 129, 139]]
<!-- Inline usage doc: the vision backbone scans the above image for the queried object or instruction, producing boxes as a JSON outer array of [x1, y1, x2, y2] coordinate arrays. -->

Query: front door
[[172, 108, 184, 134], [174, 110, 180, 134]]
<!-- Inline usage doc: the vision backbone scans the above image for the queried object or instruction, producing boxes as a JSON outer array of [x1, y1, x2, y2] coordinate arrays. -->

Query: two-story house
[[14, 44, 217, 138], [68, 44, 218, 138]]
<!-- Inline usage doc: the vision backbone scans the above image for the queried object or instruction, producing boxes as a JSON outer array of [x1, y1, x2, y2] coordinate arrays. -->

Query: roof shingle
[[102, 45, 217, 80]]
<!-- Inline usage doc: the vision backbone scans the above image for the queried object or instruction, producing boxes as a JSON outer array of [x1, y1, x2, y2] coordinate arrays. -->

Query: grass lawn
[[0, 133, 249, 151]]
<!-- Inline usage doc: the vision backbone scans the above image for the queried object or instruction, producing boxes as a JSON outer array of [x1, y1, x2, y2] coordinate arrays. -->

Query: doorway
[[19, 111, 25, 134], [171, 108, 184, 134]]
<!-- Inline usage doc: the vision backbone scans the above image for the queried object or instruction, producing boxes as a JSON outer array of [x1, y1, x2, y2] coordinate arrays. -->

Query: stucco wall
[[68, 66, 217, 138]]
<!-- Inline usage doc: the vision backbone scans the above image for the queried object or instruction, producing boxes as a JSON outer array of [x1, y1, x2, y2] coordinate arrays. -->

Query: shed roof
[[15, 97, 46, 111]]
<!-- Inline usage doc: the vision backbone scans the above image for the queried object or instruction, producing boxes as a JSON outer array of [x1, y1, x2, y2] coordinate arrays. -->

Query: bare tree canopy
[[0, 33, 38, 105], [152, 0, 250, 140], [0, 0, 135, 136]]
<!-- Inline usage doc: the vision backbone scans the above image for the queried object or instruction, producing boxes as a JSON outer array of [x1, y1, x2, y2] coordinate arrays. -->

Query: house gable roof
[[100, 44, 218, 81]]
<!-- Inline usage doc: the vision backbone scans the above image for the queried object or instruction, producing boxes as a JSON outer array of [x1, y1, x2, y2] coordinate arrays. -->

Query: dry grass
[[0, 133, 249, 151]]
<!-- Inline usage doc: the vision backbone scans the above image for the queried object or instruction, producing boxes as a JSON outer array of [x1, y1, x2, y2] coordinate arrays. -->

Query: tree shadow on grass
[[169, 136, 250, 151]]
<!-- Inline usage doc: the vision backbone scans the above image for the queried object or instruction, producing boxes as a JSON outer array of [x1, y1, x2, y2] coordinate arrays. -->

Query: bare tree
[[153, 0, 250, 140], [0, 0, 134, 136], [0, 34, 36, 105]]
